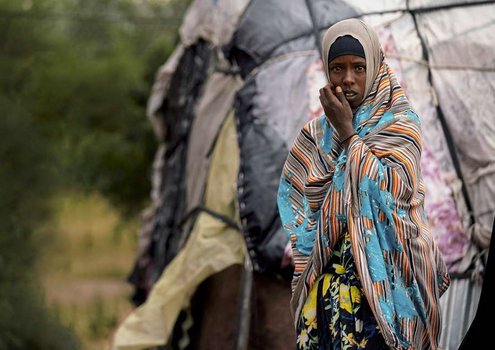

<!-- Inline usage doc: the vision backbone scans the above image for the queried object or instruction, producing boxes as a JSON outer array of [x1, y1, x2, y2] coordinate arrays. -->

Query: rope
[[244, 50, 318, 82], [387, 55, 495, 72], [363, 0, 495, 17], [305, 0, 323, 59], [179, 205, 241, 232]]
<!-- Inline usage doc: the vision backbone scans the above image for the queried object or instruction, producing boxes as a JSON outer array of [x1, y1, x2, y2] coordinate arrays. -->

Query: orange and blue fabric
[[277, 19, 450, 350]]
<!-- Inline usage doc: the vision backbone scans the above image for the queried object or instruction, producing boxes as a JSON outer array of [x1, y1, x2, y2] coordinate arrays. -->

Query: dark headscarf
[[328, 35, 365, 63]]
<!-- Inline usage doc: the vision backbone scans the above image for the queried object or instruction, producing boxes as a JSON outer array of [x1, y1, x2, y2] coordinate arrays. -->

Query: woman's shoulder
[[287, 116, 327, 155], [299, 115, 328, 139], [373, 109, 422, 136], [389, 108, 421, 126], [388, 109, 423, 138]]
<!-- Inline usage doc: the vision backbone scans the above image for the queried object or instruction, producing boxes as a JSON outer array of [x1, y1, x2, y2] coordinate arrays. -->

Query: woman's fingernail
[[336, 86, 342, 93]]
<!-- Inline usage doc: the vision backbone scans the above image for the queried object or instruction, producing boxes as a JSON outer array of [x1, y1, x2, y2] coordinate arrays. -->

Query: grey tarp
[[148, 40, 213, 283], [128, 41, 213, 304], [375, 11, 475, 273], [183, 72, 243, 241], [227, 0, 359, 273], [226, 0, 358, 77], [233, 53, 322, 271], [417, 4, 495, 249], [129, 0, 249, 300]]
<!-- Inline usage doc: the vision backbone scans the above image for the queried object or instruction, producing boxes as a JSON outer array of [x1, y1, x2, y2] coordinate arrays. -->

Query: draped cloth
[[277, 19, 450, 349]]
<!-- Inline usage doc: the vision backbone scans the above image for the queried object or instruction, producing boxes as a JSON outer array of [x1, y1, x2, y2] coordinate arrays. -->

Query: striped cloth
[[278, 62, 450, 350]]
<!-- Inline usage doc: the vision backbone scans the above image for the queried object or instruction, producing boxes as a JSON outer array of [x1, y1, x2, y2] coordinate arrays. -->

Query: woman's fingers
[[334, 86, 349, 107], [321, 84, 341, 108], [321, 84, 354, 127]]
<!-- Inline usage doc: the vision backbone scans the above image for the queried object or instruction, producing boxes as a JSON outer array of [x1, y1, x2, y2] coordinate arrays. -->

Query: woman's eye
[[331, 66, 341, 72], [356, 65, 366, 72]]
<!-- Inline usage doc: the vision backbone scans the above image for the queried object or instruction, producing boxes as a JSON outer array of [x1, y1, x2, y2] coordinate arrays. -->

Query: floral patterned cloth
[[296, 232, 387, 350]]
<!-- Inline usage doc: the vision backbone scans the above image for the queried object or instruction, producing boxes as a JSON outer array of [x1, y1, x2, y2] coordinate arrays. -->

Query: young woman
[[278, 19, 450, 350]]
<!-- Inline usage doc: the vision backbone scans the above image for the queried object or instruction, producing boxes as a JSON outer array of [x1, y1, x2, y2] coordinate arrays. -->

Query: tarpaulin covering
[[114, 113, 245, 350], [120, 1, 495, 349]]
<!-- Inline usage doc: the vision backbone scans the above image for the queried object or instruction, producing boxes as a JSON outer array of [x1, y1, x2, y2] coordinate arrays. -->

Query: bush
[[0, 96, 79, 349]]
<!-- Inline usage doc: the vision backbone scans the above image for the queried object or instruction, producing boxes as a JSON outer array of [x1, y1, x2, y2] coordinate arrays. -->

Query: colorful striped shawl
[[278, 62, 450, 349]]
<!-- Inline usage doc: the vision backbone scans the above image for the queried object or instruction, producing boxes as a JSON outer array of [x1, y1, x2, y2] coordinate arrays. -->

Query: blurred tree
[[1, 1, 79, 347], [0, 0, 189, 347], [19, 0, 187, 215], [0, 97, 80, 350]]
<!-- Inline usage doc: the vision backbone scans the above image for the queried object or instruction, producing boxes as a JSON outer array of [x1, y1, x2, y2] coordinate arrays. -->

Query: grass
[[38, 189, 140, 350]]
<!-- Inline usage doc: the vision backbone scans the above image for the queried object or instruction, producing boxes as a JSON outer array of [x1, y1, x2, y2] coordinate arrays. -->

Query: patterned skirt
[[296, 232, 388, 350]]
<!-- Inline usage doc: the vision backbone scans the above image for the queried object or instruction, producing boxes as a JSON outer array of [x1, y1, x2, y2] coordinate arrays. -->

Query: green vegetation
[[0, 0, 190, 347], [0, 97, 79, 350], [40, 191, 137, 349]]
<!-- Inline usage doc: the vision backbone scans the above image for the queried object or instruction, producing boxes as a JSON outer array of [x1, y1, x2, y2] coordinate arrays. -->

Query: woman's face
[[328, 55, 366, 109]]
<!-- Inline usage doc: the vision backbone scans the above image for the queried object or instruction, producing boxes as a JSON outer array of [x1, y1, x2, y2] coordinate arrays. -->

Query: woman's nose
[[342, 69, 355, 85]]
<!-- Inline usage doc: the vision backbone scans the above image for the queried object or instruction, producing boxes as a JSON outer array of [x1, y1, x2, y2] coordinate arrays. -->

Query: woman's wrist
[[340, 132, 356, 144], [340, 132, 357, 150]]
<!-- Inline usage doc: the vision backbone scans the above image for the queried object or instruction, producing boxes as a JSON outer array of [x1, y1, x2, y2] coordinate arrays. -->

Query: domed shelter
[[113, 1, 495, 349]]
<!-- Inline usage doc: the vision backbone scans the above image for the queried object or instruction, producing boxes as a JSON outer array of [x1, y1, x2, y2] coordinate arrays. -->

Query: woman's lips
[[344, 91, 357, 99]]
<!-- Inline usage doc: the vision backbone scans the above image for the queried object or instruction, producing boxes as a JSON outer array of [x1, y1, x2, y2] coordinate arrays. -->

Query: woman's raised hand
[[319, 84, 355, 140]]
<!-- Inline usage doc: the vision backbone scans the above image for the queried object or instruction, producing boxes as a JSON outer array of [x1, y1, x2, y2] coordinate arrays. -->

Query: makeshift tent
[[115, 1, 495, 349]]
